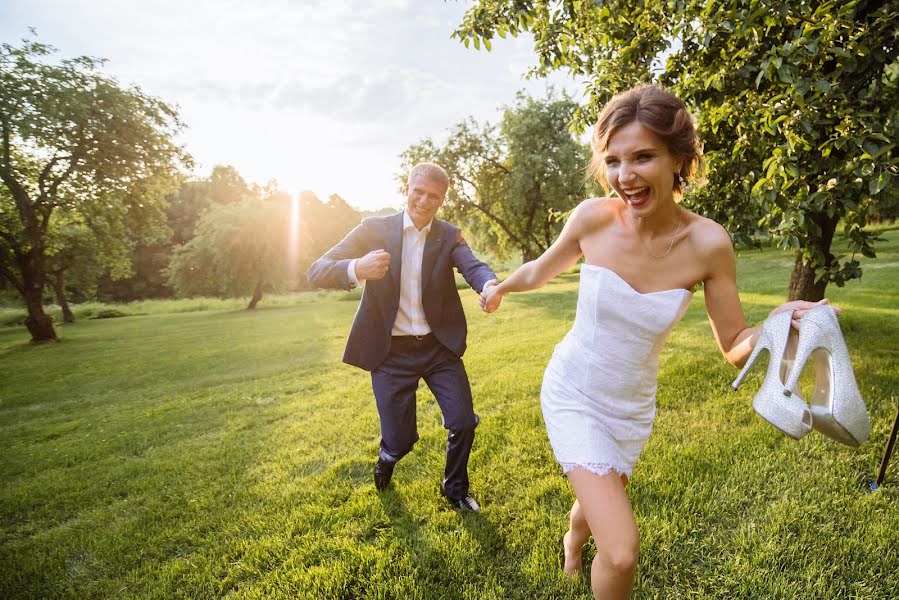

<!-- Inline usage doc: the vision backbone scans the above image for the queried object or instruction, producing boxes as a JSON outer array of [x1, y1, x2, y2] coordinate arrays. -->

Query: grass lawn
[[1, 230, 898, 599]]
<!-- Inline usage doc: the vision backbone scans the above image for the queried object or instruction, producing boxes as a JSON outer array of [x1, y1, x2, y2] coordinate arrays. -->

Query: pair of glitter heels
[[731, 304, 870, 446]]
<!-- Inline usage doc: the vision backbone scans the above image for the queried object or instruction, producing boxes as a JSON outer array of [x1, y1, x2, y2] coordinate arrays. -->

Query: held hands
[[355, 249, 391, 281], [479, 279, 503, 313], [769, 298, 841, 330]]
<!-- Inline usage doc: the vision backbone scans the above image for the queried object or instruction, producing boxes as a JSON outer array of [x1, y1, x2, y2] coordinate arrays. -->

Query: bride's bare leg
[[563, 474, 628, 577], [566, 468, 638, 599], [563, 499, 589, 576]]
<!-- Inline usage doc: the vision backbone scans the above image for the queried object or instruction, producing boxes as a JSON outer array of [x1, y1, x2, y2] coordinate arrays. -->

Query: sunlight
[[287, 195, 300, 284]]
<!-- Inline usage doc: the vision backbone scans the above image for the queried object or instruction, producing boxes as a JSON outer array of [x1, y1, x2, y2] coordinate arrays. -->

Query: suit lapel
[[421, 220, 443, 293], [387, 212, 403, 292]]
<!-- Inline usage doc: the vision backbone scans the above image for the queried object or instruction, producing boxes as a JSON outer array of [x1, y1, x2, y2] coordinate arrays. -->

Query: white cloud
[[1, 0, 582, 210]]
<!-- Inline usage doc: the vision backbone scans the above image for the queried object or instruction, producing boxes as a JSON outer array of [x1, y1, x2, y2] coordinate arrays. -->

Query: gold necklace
[[637, 209, 682, 259]]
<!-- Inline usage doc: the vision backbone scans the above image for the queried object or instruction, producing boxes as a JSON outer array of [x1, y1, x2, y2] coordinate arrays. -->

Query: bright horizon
[[0, 0, 581, 212]]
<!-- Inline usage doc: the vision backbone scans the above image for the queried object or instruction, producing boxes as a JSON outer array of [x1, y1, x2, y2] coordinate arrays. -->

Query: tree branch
[[0, 228, 20, 248], [0, 114, 41, 238], [0, 255, 25, 294], [0, 111, 10, 173], [42, 160, 77, 210], [453, 173, 530, 250], [482, 155, 512, 175], [37, 203, 55, 239], [37, 154, 70, 198], [523, 179, 542, 250]]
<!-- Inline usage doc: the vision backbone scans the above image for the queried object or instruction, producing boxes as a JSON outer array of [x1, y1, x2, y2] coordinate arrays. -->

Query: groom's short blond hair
[[409, 163, 450, 193]]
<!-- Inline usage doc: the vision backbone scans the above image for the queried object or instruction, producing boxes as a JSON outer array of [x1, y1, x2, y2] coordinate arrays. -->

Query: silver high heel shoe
[[782, 305, 870, 447], [732, 310, 813, 439]]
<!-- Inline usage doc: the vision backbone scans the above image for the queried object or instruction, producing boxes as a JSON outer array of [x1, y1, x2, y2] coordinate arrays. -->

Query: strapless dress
[[540, 265, 692, 478]]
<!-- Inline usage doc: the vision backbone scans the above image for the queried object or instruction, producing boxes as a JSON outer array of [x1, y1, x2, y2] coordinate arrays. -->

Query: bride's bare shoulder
[[570, 197, 621, 230], [682, 210, 734, 259]]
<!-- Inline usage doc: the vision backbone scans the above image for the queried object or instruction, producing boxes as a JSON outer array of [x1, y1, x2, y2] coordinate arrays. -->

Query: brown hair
[[589, 84, 702, 195]]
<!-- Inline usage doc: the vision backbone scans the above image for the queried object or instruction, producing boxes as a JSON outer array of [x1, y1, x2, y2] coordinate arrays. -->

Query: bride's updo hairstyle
[[589, 84, 702, 196]]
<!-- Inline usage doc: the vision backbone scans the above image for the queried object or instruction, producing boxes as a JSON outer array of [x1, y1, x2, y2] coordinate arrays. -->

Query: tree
[[167, 165, 252, 245], [401, 90, 595, 261], [44, 217, 109, 322], [455, 0, 898, 299], [166, 189, 294, 309], [297, 191, 363, 288], [0, 38, 188, 340], [97, 165, 253, 302]]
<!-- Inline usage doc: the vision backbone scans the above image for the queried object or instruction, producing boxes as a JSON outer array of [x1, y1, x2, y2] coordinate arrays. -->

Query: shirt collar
[[402, 209, 432, 234]]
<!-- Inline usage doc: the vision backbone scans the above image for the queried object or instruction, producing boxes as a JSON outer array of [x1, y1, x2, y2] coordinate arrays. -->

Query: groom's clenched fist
[[355, 249, 391, 281]]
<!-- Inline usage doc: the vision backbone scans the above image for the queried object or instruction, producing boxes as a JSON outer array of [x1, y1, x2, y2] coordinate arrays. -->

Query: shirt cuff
[[347, 259, 361, 289]]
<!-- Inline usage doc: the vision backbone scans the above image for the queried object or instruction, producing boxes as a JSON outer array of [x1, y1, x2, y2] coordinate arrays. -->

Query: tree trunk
[[17, 248, 57, 341], [247, 279, 263, 309], [24, 285, 56, 341], [787, 254, 828, 301], [787, 211, 839, 301], [52, 271, 75, 323]]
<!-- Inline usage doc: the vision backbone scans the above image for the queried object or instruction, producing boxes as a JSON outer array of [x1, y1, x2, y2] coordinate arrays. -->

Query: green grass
[[0, 292, 344, 328], [1, 232, 898, 599]]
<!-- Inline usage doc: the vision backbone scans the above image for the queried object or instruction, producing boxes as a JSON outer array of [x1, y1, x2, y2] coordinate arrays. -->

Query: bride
[[480, 84, 831, 599]]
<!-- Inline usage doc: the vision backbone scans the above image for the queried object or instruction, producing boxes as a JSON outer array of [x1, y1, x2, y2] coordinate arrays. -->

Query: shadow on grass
[[375, 488, 542, 597]]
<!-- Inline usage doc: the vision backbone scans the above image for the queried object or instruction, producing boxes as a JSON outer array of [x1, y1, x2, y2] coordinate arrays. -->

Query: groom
[[307, 163, 498, 511]]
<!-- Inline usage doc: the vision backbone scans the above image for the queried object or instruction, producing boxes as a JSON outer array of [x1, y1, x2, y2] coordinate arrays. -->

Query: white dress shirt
[[347, 210, 432, 336]]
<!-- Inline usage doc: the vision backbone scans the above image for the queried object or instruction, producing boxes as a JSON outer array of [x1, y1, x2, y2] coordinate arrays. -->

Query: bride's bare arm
[[701, 228, 757, 367], [484, 200, 604, 305], [702, 221, 836, 367]]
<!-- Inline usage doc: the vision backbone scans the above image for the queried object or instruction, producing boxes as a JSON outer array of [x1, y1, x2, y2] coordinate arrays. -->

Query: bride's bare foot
[[562, 530, 582, 577]]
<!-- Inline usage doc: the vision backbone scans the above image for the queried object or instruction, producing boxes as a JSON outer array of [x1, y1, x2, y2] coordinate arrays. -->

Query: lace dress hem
[[560, 462, 628, 478]]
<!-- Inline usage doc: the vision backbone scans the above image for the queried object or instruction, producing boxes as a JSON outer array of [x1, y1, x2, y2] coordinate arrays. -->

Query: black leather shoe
[[441, 485, 481, 512], [374, 458, 395, 492]]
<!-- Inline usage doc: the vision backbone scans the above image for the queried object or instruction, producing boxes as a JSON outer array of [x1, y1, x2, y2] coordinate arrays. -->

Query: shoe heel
[[787, 305, 871, 446], [732, 333, 768, 391], [735, 310, 812, 439], [782, 320, 825, 396]]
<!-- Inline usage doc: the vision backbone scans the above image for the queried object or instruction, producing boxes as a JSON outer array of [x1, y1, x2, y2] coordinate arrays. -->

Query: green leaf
[[862, 140, 889, 159], [755, 69, 766, 87], [868, 172, 890, 195], [777, 65, 793, 84]]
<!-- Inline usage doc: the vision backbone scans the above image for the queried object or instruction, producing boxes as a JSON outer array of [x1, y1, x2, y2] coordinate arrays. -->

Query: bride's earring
[[782, 305, 871, 446], [676, 173, 688, 193], [732, 310, 813, 439]]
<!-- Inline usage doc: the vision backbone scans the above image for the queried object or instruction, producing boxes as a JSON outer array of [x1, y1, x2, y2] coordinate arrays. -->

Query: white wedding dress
[[541, 264, 693, 478]]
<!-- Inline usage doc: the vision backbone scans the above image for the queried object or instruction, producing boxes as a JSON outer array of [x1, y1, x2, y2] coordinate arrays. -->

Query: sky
[[1, 0, 582, 212]]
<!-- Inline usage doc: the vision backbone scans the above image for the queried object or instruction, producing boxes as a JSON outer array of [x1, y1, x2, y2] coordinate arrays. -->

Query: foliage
[[0, 37, 188, 339], [93, 240, 174, 302], [166, 190, 294, 307], [401, 90, 595, 261], [2, 231, 897, 598], [96, 165, 256, 303], [163, 180, 363, 304], [44, 217, 109, 301], [454, 0, 899, 299], [167, 165, 254, 246], [297, 191, 362, 288]]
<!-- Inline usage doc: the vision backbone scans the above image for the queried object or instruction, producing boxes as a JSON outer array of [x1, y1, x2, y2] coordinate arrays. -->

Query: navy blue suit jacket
[[307, 212, 497, 371]]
